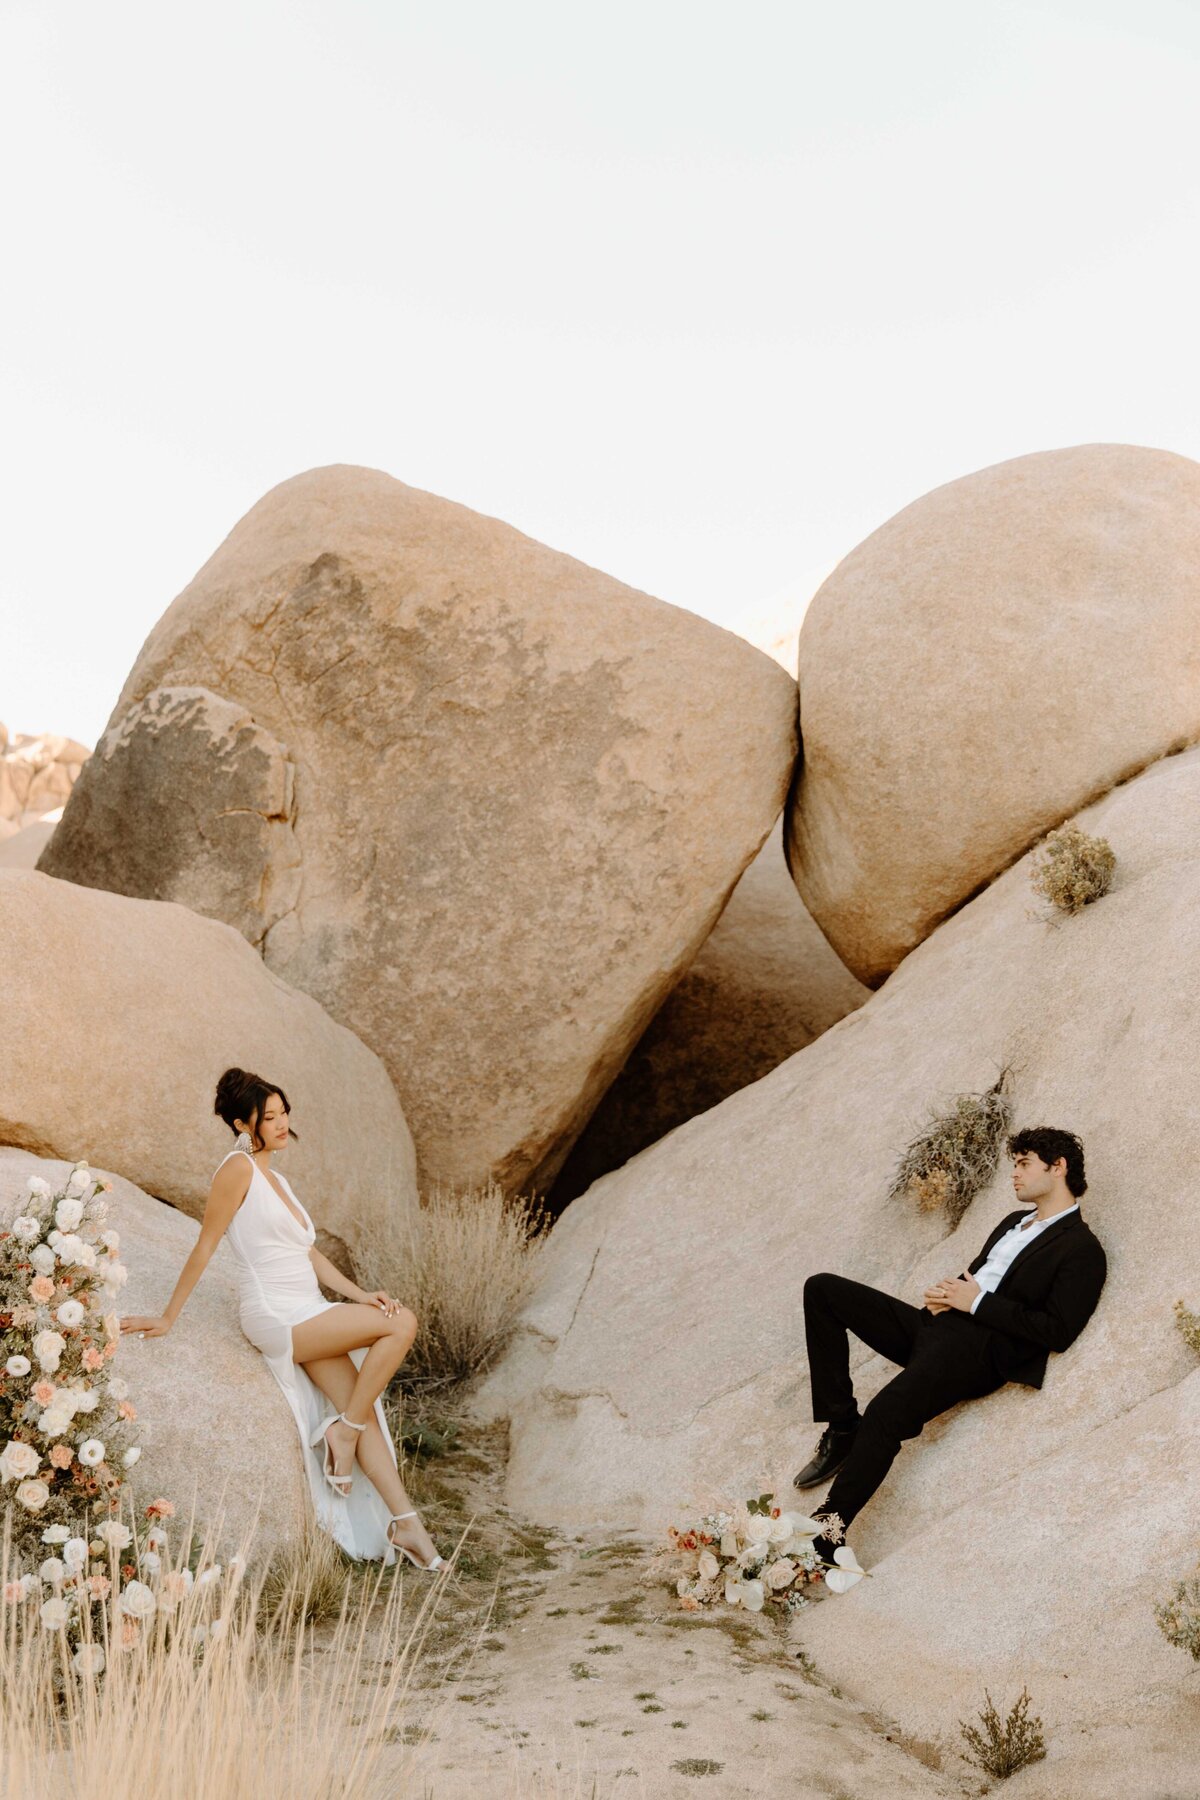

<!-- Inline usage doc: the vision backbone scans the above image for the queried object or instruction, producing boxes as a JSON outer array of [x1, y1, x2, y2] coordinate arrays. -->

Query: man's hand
[[923, 1273, 981, 1314]]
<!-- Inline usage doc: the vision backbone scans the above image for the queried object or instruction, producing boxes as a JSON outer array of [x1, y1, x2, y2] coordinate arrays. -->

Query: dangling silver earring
[[235, 1131, 253, 1153]]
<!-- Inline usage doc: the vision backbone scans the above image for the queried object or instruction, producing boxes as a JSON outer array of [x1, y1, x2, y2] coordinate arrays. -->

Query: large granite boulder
[[0, 727, 88, 838], [480, 744, 1200, 1738], [786, 444, 1200, 983], [552, 822, 867, 1205], [0, 1148, 307, 1559], [0, 869, 417, 1269], [41, 465, 798, 1194]]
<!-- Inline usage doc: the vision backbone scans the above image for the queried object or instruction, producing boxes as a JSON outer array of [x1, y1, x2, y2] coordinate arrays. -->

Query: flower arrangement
[[2, 1497, 243, 1681], [1, 1161, 136, 1550], [662, 1494, 867, 1613]]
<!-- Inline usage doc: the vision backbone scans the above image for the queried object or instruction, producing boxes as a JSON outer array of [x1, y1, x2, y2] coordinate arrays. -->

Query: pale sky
[[3, 0, 1199, 748]]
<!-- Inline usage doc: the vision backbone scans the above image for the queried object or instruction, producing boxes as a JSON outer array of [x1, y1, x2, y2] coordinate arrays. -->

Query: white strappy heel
[[310, 1411, 366, 1497], [387, 1511, 449, 1572]]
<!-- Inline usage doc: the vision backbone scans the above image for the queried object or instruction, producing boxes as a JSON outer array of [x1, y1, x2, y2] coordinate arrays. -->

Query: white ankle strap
[[339, 1412, 368, 1431], [389, 1511, 416, 1523]]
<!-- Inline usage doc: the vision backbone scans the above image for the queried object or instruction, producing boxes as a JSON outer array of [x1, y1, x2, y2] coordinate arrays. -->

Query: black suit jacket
[[965, 1207, 1107, 1388]]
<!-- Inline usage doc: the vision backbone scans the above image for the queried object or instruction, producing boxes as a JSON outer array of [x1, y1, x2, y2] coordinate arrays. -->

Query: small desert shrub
[[257, 1517, 353, 1631], [1029, 822, 1115, 915], [1155, 1566, 1200, 1662], [1173, 1299, 1200, 1357], [958, 1687, 1046, 1779], [364, 1181, 551, 1390], [890, 1074, 1013, 1228]]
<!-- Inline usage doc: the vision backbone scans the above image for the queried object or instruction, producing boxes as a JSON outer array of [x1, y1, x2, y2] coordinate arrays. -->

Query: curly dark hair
[[214, 1067, 299, 1149], [1006, 1126, 1086, 1197]]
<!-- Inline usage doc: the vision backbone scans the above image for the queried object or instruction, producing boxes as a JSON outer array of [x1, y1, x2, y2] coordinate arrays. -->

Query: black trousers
[[804, 1271, 1003, 1528]]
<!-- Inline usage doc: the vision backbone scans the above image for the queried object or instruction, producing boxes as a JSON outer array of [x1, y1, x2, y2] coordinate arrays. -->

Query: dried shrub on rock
[[889, 1075, 1012, 1229], [363, 1180, 550, 1391], [1029, 822, 1115, 915], [1155, 1565, 1200, 1662], [959, 1686, 1046, 1779], [1173, 1299, 1200, 1357]]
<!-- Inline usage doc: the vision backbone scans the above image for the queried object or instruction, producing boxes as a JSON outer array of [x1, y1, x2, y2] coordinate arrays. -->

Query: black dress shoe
[[792, 1423, 858, 1489]]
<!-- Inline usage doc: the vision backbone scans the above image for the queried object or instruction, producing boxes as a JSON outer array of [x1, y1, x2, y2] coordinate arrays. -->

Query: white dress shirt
[[968, 1204, 1080, 1314]]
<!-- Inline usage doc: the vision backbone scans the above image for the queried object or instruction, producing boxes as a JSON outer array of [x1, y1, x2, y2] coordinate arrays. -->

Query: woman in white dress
[[120, 1067, 445, 1571]]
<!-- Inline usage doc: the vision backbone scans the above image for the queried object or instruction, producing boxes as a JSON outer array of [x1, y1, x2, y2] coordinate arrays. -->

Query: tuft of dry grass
[[1155, 1564, 1200, 1662], [1173, 1299, 1200, 1357], [0, 1515, 447, 1800], [256, 1516, 355, 1632], [958, 1687, 1046, 1779], [890, 1074, 1013, 1228], [1029, 822, 1115, 915], [363, 1180, 551, 1391]]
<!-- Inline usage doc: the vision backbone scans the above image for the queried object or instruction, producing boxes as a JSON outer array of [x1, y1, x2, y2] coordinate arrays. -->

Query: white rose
[[39, 1597, 70, 1631], [766, 1516, 793, 1545], [766, 1558, 796, 1590], [78, 1439, 106, 1468], [56, 1300, 85, 1328], [108, 1377, 129, 1401], [96, 1521, 133, 1550], [73, 1644, 106, 1678], [25, 1176, 51, 1198], [39, 1557, 66, 1585], [122, 1447, 141, 1468], [55, 1198, 85, 1230], [67, 1170, 90, 1198], [5, 1355, 32, 1378], [16, 1479, 51, 1512], [118, 1581, 156, 1620], [10, 1214, 42, 1243], [30, 1245, 55, 1276], [41, 1524, 70, 1545], [745, 1515, 773, 1544], [0, 1439, 42, 1482], [32, 1330, 65, 1371], [63, 1538, 88, 1572]]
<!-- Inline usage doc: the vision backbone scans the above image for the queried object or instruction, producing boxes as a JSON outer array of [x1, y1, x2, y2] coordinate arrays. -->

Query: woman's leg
[[291, 1304, 417, 1488], [302, 1351, 441, 1566]]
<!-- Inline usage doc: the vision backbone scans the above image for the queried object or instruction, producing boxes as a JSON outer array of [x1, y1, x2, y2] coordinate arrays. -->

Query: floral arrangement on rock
[[663, 1494, 867, 1613], [1, 1161, 136, 1549], [3, 1497, 244, 1680]]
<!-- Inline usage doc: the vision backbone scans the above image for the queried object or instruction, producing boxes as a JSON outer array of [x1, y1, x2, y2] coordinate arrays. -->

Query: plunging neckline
[[247, 1157, 309, 1235]]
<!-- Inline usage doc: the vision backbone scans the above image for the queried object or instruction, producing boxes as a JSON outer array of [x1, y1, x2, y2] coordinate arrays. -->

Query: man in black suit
[[793, 1126, 1106, 1554]]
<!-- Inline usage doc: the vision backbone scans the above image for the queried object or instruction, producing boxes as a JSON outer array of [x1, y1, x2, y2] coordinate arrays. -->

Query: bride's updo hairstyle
[[214, 1067, 299, 1150]]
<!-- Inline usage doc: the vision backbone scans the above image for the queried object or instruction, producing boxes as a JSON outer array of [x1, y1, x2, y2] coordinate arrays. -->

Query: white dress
[[218, 1149, 398, 1562]]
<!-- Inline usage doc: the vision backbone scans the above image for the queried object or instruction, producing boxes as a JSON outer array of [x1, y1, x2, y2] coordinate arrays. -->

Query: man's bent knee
[[804, 1272, 836, 1305]]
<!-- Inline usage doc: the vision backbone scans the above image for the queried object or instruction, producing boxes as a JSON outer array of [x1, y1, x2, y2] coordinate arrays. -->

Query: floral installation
[[1, 1161, 136, 1552], [661, 1493, 867, 1613], [2, 1496, 244, 1682]]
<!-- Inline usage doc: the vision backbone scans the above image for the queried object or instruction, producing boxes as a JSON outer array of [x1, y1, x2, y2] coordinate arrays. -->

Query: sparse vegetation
[[363, 1179, 551, 1391], [1029, 822, 1115, 915], [890, 1073, 1013, 1226], [1173, 1299, 1200, 1357], [1155, 1563, 1200, 1662], [256, 1517, 354, 1631], [958, 1687, 1046, 1779]]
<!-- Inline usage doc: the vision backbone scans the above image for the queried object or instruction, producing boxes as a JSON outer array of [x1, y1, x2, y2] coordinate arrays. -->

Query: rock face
[[0, 818, 57, 868], [480, 745, 1200, 1734], [0, 726, 88, 841], [552, 822, 867, 1206], [40, 465, 798, 1195], [786, 444, 1200, 983], [0, 869, 417, 1270], [0, 1148, 308, 1559]]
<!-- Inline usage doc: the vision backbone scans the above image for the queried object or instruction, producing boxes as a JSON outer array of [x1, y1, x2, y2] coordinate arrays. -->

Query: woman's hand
[[363, 1290, 403, 1318], [120, 1315, 172, 1339]]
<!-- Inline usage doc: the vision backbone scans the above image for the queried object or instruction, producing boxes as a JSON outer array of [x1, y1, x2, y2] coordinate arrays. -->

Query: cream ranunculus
[[38, 1408, 73, 1439], [16, 1479, 51, 1512], [100, 1259, 128, 1290], [55, 1198, 85, 1230], [68, 1388, 99, 1415], [41, 1524, 70, 1545], [32, 1331, 66, 1372], [0, 1439, 42, 1483], [96, 1521, 133, 1550], [66, 1169, 90, 1198], [122, 1446, 141, 1468], [118, 1581, 157, 1620], [25, 1176, 51, 1198], [30, 1244, 55, 1276], [100, 1230, 120, 1253], [77, 1439, 106, 1468], [39, 1597, 70, 1631], [10, 1214, 42, 1243], [5, 1355, 32, 1378], [697, 1549, 720, 1582], [73, 1644, 106, 1678], [39, 1557, 66, 1585], [63, 1538, 88, 1572], [108, 1377, 129, 1401], [56, 1300, 86, 1328]]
